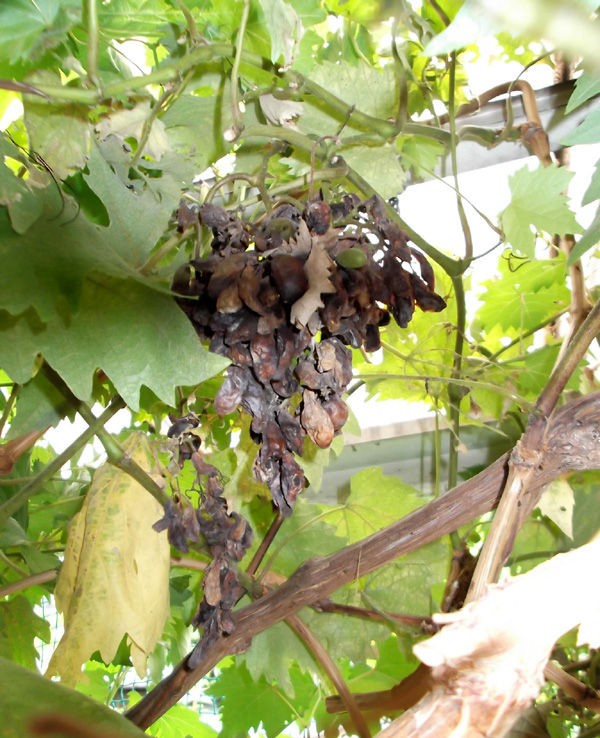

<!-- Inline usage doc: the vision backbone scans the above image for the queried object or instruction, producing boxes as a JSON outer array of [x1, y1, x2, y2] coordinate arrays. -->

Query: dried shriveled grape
[[174, 192, 446, 518]]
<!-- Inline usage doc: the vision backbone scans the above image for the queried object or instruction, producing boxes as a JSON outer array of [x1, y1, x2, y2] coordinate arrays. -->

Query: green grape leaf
[[582, 159, 600, 205], [295, 469, 449, 662], [0, 595, 50, 669], [291, 0, 327, 27], [0, 657, 147, 738], [127, 692, 217, 738], [208, 660, 316, 737], [301, 588, 393, 662], [0, 139, 180, 320], [0, 279, 229, 412], [510, 518, 566, 575], [23, 85, 90, 179], [561, 107, 600, 146], [424, 0, 498, 55], [342, 143, 406, 199], [258, 0, 304, 66], [6, 370, 73, 438], [398, 135, 446, 179], [96, 102, 169, 161], [322, 466, 427, 543], [76, 661, 124, 704], [570, 471, 600, 547], [568, 203, 600, 264], [0, 0, 80, 66], [298, 60, 398, 136], [500, 165, 581, 256], [362, 540, 450, 615], [162, 91, 224, 174], [247, 496, 342, 578], [0, 134, 35, 205], [96, 0, 181, 37], [0, 517, 30, 547], [516, 344, 580, 401], [565, 70, 600, 113], [474, 255, 570, 334], [82, 141, 181, 266], [243, 622, 316, 696]]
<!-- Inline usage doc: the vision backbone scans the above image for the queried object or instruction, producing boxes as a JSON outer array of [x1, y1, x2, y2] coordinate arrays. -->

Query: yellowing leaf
[[538, 478, 575, 539], [46, 432, 170, 685]]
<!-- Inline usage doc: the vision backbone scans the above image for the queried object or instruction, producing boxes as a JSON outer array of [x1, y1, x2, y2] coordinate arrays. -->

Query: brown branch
[[314, 600, 436, 632], [286, 613, 372, 738], [467, 300, 600, 602], [326, 664, 433, 716], [545, 661, 600, 714], [125, 391, 600, 729], [0, 569, 57, 598], [246, 511, 285, 576]]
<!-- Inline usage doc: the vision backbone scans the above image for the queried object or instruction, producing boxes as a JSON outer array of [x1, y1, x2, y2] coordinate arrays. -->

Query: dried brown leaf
[[290, 241, 336, 328]]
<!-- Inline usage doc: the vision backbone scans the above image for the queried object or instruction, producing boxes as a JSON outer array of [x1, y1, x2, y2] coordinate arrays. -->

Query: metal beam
[[435, 79, 599, 175]]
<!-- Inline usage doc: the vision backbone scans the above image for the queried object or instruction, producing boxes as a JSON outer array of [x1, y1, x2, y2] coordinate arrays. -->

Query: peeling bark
[[376, 537, 600, 738]]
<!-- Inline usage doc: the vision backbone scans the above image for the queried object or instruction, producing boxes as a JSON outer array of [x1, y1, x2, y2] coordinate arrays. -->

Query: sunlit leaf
[[500, 165, 581, 256], [342, 143, 407, 199], [298, 60, 398, 136], [127, 691, 218, 738], [561, 108, 600, 146], [96, 102, 169, 161], [0, 596, 50, 669], [258, 0, 304, 67], [538, 478, 574, 539], [474, 254, 570, 334], [568, 203, 600, 264], [23, 79, 90, 180], [0, 0, 80, 66], [0, 279, 229, 411], [243, 622, 316, 696], [565, 69, 600, 113]]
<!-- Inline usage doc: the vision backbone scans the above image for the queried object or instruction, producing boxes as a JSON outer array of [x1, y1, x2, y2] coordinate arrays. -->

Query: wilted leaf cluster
[[174, 193, 446, 515]]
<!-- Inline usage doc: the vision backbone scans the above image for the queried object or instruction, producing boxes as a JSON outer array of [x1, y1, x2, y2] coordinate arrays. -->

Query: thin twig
[[0, 383, 19, 438], [38, 366, 169, 507], [86, 0, 100, 88], [315, 599, 436, 632], [246, 512, 285, 577], [75, 401, 169, 507], [0, 398, 125, 526], [0, 569, 57, 598], [230, 0, 251, 138], [286, 612, 372, 738]]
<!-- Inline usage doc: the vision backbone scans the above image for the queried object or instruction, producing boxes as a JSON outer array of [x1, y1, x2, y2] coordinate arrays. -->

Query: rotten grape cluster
[[154, 422, 253, 649], [174, 193, 446, 516]]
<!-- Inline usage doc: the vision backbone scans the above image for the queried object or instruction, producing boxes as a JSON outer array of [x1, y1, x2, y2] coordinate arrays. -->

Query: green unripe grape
[[336, 248, 368, 269]]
